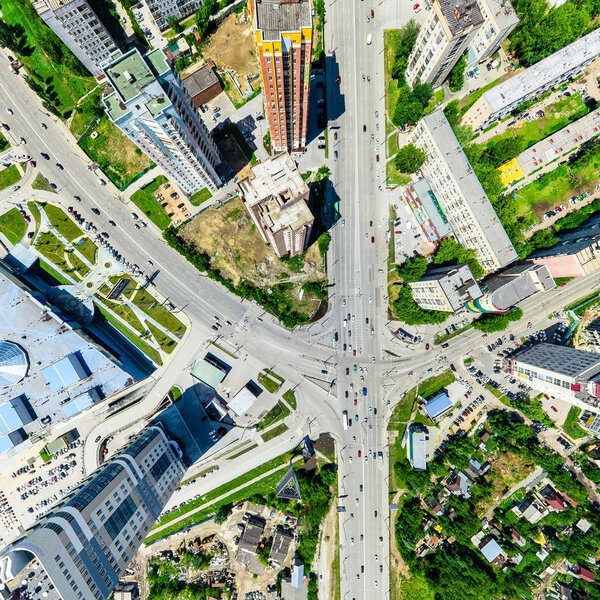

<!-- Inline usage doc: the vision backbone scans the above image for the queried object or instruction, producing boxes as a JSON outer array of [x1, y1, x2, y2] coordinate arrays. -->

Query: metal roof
[[190, 359, 226, 388], [41, 353, 88, 392], [424, 391, 453, 419]]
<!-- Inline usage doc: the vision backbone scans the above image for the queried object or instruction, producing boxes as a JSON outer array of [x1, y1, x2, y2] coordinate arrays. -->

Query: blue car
[[363, 387, 367, 396]]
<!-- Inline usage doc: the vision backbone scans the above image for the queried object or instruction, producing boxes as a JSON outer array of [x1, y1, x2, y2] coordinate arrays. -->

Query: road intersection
[[0, 8, 598, 596]]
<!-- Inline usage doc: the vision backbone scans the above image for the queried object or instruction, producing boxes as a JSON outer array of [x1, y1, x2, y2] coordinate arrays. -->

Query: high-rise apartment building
[[411, 110, 518, 272], [0, 424, 186, 600], [408, 264, 482, 313], [103, 48, 222, 195], [238, 153, 314, 257], [404, 0, 483, 88], [144, 0, 202, 31], [249, 0, 313, 154], [33, 0, 120, 79], [468, 0, 518, 64]]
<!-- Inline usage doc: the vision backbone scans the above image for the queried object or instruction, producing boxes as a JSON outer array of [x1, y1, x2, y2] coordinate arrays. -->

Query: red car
[[369, 220, 373, 226], [336, 75, 341, 84], [425, 343, 430, 350], [354, 399, 357, 406], [371, 9, 374, 17], [551, 406, 558, 412], [353, 349, 356, 356], [371, 236, 375, 243], [413, 2, 420, 9], [374, 510, 378, 517], [29, 160, 35, 167], [358, 450, 361, 457]]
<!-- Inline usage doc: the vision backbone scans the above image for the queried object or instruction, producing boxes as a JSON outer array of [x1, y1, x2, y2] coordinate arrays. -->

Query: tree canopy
[[395, 143, 427, 174]]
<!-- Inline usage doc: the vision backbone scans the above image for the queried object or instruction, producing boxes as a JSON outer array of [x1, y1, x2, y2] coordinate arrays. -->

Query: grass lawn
[[108, 274, 136, 298], [149, 451, 300, 531], [0, 130, 9, 152], [0, 208, 27, 244], [189, 187, 212, 207], [38, 259, 70, 284], [131, 288, 187, 337], [258, 401, 290, 430], [386, 158, 411, 187], [384, 29, 402, 122], [419, 369, 456, 398], [282, 388, 297, 410], [69, 88, 103, 138], [79, 116, 152, 188], [28, 201, 42, 236], [35, 232, 70, 273], [78, 238, 97, 263], [97, 296, 146, 334], [130, 175, 171, 230], [43, 204, 82, 242], [563, 407, 587, 440], [96, 304, 162, 365], [146, 321, 177, 354], [514, 141, 600, 218], [31, 173, 56, 193], [227, 444, 259, 460], [145, 467, 289, 543], [459, 77, 502, 115], [424, 88, 445, 115], [261, 422, 289, 442], [387, 133, 399, 158], [0, 164, 21, 191], [259, 375, 281, 393], [0, 0, 95, 115], [477, 94, 589, 164], [170, 386, 182, 401], [68, 251, 90, 278]]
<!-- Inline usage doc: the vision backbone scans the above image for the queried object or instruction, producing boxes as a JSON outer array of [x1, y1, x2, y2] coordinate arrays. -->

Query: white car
[[367, 33, 372, 45]]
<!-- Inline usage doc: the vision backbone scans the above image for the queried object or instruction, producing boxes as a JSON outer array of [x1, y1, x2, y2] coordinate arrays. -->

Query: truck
[[342, 410, 348, 430]]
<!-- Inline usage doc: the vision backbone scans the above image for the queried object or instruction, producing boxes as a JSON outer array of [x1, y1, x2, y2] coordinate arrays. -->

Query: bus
[[342, 410, 348, 430]]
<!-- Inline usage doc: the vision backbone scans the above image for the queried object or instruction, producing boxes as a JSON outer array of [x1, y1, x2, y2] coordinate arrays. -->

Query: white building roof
[[228, 386, 257, 416], [484, 29, 600, 115], [481, 538, 504, 563]]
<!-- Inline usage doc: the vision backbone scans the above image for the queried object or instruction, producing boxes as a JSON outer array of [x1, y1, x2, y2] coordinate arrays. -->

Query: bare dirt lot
[[179, 197, 326, 313], [206, 11, 258, 81]]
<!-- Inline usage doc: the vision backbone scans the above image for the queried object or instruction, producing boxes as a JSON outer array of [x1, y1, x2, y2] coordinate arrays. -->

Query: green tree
[[410, 81, 434, 107], [395, 143, 427, 174], [432, 237, 485, 279], [392, 286, 448, 325], [167, 14, 183, 33], [317, 232, 331, 256], [448, 52, 468, 92], [472, 308, 523, 333], [396, 256, 428, 282], [214, 503, 232, 524], [393, 86, 424, 126]]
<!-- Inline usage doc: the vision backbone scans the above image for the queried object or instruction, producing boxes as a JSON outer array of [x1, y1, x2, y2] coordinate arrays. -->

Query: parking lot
[[0, 438, 85, 540]]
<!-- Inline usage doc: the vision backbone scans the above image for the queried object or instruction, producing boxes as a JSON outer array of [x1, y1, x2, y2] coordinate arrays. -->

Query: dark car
[[91, 207, 100, 215], [41, 152, 50, 160], [441, 343, 449, 348], [109, 220, 117, 227], [371, 236, 374, 243], [56, 163, 64, 170]]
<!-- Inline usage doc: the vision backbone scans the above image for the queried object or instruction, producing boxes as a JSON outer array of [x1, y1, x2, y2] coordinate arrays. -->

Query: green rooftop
[[146, 94, 171, 117], [146, 48, 170, 76], [105, 49, 156, 102], [104, 92, 129, 121]]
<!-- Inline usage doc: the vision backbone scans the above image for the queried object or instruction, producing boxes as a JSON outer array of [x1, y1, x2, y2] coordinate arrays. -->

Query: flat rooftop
[[512, 107, 600, 177], [514, 342, 600, 377], [239, 153, 309, 207], [422, 110, 518, 267], [437, 0, 484, 36], [104, 49, 156, 103], [0, 270, 133, 458], [255, 0, 312, 41], [482, 29, 600, 114]]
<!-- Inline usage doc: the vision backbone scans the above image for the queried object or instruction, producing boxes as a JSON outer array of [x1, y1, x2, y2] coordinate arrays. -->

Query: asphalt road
[[2, 17, 600, 599]]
